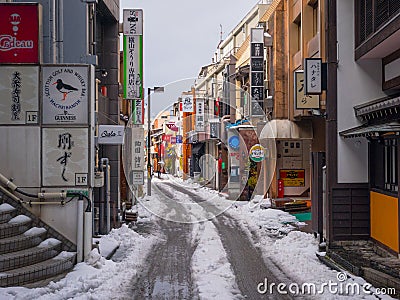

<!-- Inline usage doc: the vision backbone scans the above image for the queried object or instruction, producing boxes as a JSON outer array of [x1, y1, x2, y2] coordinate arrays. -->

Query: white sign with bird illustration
[[42, 65, 89, 125]]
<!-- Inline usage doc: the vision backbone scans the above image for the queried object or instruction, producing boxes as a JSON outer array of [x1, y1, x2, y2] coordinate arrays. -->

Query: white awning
[[259, 119, 313, 139]]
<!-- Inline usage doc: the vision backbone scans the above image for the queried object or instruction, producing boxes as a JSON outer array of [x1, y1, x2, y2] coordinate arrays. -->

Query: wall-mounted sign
[[304, 58, 322, 95], [133, 99, 144, 124], [195, 98, 205, 132], [123, 35, 143, 100], [42, 65, 89, 125], [132, 127, 144, 171], [123, 9, 143, 36], [250, 28, 264, 116], [166, 122, 178, 132], [294, 70, 319, 109], [162, 135, 171, 142], [176, 135, 182, 143], [42, 128, 89, 187], [228, 136, 240, 150], [209, 120, 220, 139], [249, 144, 266, 162], [0, 66, 39, 124], [0, 3, 40, 64], [182, 95, 194, 112], [130, 170, 144, 185], [279, 169, 305, 187], [170, 136, 176, 144], [98, 125, 125, 145]]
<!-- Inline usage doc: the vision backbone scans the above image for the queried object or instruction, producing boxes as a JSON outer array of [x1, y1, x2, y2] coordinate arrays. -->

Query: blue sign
[[228, 136, 240, 150], [176, 135, 183, 143]]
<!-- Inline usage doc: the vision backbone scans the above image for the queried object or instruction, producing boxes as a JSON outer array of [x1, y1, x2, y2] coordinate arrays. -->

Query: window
[[371, 138, 398, 194]]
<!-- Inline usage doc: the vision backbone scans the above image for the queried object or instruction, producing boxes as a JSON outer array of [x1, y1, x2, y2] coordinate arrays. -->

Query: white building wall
[[336, 0, 387, 183]]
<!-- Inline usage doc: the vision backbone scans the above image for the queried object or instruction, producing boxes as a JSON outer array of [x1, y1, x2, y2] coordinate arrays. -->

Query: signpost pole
[[147, 87, 151, 196]]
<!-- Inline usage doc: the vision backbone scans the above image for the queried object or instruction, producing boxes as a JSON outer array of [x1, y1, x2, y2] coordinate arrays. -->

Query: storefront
[[340, 95, 400, 254]]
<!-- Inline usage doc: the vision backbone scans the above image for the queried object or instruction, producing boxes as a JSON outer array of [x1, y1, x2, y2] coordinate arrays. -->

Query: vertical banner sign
[[250, 28, 265, 116], [133, 98, 144, 124], [304, 58, 322, 95], [131, 126, 144, 171], [182, 95, 194, 112], [123, 9, 143, 35], [195, 98, 205, 132], [294, 71, 320, 109], [42, 128, 89, 187], [0, 66, 39, 124], [123, 35, 143, 100], [0, 3, 40, 64]]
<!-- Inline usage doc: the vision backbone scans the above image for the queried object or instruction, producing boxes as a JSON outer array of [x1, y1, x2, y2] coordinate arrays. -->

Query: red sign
[[166, 122, 178, 132], [0, 3, 40, 64], [162, 135, 171, 142]]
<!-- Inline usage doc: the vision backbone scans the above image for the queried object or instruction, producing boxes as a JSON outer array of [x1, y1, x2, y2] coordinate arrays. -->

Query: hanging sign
[[132, 127, 144, 171], [166, 122, 178, 131], [133, 99, 144, 124], [195, 98, 205, 132], [304, 58, 322, 95], [123, 35, 143, 100], [182, 95, 194, 112], [98, 125, 125, 145], [42, 65, 89, 125], [250, 27, 264, 116], [123, 9, 143, 36], [294, 70, 320, 109], [249, 144, 266, 162]]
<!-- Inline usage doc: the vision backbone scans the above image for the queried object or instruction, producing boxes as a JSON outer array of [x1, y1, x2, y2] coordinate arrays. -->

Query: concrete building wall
[[336, 0, 387, 183]]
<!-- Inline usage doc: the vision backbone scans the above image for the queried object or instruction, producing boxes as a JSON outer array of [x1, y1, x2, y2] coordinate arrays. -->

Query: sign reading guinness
[[42, 65, 89, 125]]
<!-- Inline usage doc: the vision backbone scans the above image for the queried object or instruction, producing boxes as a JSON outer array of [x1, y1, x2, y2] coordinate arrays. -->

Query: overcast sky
[[120, 0, 259, 115]]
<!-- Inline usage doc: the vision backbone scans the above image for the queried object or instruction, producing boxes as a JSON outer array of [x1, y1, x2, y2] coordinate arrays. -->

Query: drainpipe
[[50, 0, 56, 63], [77, 197, 84, 262], [101, 158, 110, 233], [56, 0, 64, 63]]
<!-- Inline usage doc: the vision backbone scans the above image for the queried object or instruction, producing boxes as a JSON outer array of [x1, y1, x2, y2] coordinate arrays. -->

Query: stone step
[[0, 235, 61, 272], [0, 230, 46, 255], [0, 203, 17, 224], [0, 215, 32, 239], [0, 251, 76, 287]]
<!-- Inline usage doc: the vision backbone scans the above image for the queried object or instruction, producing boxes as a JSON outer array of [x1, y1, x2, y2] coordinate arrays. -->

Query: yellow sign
[[279, 169, 305, 187], [294, 71, 319, 109]]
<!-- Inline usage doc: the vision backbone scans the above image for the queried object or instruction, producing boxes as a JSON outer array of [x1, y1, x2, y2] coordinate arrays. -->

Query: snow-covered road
[[0, 175, 395, 299]]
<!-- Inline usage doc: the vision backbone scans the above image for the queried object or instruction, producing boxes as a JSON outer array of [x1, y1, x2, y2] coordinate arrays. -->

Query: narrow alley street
[[130, 179, 295, 299]]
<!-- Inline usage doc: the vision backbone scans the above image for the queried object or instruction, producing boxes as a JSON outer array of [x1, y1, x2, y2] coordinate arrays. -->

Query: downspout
[[101, 158, 110, 233], [50, 0, 56, 63], [56, 0, 64, 63]]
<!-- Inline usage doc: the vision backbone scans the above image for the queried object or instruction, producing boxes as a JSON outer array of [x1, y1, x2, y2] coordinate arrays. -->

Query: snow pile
[[37, 238, 61, 248], [86, 248, 105, 268], [0, 203, 15, 212], [8, 215, 31, 224], [53, 251, 76, 260], [0, 224, 157, 300], [23, 227, 46, 237], [192, 221, 241, 300], [93, 235, 120, 259]]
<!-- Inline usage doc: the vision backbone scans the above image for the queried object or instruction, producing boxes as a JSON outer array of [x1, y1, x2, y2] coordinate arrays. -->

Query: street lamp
[[147, 86, 164, 196]]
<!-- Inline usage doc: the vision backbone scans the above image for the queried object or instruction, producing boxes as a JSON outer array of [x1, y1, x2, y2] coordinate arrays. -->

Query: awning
[[259, 119, 313, 139], [339, 122, 400, 138]]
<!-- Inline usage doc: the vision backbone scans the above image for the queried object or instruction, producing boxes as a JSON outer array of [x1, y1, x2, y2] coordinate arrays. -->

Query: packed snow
[[23, 227, 47, 237], [37, 238, 61, 248], [8, 215, 31, 224], [0, 203, 15, 212]]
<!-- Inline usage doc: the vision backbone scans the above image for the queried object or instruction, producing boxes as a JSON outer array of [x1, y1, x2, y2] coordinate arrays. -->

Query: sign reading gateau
[[0, 3, 41, 64], [42, 65, 89, 125]]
